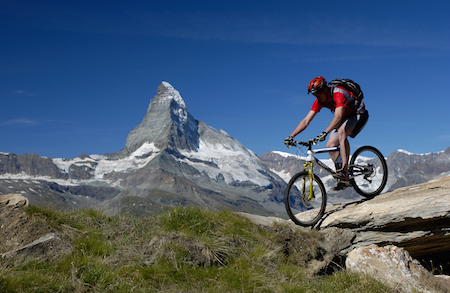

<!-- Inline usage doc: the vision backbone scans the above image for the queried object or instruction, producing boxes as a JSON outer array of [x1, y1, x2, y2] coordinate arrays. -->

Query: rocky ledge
[[244, 176, 450, 265], [317, 175, 450, 261], [242, 176, 450, 292]]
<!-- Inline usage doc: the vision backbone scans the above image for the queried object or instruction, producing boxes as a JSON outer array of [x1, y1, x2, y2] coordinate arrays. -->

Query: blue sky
[[1, 0, 449, 159]]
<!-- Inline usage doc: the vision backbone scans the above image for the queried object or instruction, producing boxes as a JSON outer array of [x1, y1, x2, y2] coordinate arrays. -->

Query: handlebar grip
[[296, 139, 319, 147]]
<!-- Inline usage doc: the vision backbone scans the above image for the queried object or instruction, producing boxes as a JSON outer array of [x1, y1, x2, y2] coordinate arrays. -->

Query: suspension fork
[[302, 162, 314, 200]]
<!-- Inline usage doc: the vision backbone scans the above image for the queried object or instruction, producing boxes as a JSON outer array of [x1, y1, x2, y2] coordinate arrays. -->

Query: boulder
[[346, 244, 450, 293], [0, 193, 29, 216], [306, 227, 355, 274]]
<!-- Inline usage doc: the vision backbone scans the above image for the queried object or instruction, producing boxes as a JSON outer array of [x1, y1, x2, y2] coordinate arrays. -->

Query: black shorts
[[330, 110, 369, 138]]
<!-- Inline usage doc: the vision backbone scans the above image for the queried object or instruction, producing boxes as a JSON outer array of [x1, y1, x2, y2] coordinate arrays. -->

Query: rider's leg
[[328, 123, 351, 172], [331, 125, 352, 190], [338, 123, 353, 177], [337, 115, 359, 173], [327, 130, 340, 162]]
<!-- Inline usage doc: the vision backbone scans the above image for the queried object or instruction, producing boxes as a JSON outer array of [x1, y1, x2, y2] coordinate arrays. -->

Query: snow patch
[[272, 151, 300, 159], [397, 149, 414, 155], [269, 169, 292, 183], [1, 143, 159, 187], [0, 172, 81, 186], [178, 139, 270, 186], [396, 149, 443, 156], [52, 142, 160, 181]]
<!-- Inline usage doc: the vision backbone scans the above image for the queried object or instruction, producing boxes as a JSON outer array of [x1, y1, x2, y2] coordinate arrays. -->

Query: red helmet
[[308, 76, 327, 95]]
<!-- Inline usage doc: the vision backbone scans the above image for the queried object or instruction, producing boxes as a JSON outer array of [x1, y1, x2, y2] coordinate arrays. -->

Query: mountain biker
[[284, 76, 369, 190]]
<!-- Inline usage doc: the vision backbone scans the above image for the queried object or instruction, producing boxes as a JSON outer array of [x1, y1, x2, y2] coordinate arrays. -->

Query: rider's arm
[[290, 110, 317, 137], [324, 106, 345, 134]]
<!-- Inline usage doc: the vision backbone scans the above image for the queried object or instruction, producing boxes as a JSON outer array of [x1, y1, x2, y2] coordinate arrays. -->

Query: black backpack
[[328, 79, 365, 113]]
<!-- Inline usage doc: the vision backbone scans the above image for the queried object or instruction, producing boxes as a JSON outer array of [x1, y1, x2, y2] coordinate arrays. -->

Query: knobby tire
[[349, 146, 388, 198], [284, 171, 327, 227]]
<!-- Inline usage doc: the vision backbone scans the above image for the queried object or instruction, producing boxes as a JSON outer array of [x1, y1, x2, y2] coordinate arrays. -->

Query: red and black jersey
[[311, 86, 363, 119]]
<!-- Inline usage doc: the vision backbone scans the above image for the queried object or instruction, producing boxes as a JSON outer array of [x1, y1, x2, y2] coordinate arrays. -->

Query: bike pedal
[[333, 180, 351, 191]]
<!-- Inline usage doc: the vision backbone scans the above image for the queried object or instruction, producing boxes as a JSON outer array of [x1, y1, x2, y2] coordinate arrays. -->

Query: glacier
[[52, 142, 160, 181], [178, 138, 271, 186]]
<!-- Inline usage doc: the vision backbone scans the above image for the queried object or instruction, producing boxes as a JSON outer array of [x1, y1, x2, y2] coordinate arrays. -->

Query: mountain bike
[[284, 138, 388, 227]]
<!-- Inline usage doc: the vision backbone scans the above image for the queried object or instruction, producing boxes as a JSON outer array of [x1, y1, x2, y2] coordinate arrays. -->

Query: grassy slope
[[0, 206, 396, 293]]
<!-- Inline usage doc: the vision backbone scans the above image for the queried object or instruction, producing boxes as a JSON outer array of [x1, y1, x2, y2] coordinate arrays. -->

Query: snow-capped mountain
[[0, 82, 286, 216], [111, 82, 200, 158], [386, 148, 450, 190]]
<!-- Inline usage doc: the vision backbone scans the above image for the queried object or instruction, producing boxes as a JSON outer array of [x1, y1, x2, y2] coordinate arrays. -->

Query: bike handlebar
[[288, 138, 319, 148]]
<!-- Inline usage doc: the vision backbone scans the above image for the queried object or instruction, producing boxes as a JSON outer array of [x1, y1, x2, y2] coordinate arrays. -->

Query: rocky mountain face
[[109, 82, 200, 158], [0, 153, 65, 178], [386, 148, 450, 190], [0, 82, 285, 217]]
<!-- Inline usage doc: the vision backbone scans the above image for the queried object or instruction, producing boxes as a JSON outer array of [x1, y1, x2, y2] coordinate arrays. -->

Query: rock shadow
[[313, 198, 371, 230]]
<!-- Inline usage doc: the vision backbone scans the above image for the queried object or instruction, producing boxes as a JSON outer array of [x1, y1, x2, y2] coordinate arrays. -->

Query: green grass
[[0, 206, 396, 292]]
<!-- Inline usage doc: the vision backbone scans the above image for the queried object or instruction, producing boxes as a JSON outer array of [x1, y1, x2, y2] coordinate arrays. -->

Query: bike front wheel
[[349, 146, 388, 198], [284, 171, 327, 226]]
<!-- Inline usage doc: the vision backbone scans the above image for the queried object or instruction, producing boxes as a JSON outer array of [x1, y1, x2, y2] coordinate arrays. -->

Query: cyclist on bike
[[284, 76, 369, 190]]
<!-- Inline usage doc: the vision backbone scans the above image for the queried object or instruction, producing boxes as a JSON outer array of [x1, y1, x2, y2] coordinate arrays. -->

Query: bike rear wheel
[[284, 171, 327, 226], [349, 146, 388, 198]]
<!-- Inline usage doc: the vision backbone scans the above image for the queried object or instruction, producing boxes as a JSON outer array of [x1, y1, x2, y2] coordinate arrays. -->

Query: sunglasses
[[312, 88, 324, 97]]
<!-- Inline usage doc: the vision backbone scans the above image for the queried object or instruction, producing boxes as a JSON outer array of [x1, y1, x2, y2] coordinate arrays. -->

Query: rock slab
[[1, 233, 72, 264], [317, 176, 450, 260]]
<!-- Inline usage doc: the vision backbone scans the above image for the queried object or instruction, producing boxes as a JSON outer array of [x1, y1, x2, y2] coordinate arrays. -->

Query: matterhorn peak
[[111, 82, 199, 158], [154, 81, 186, 110]]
